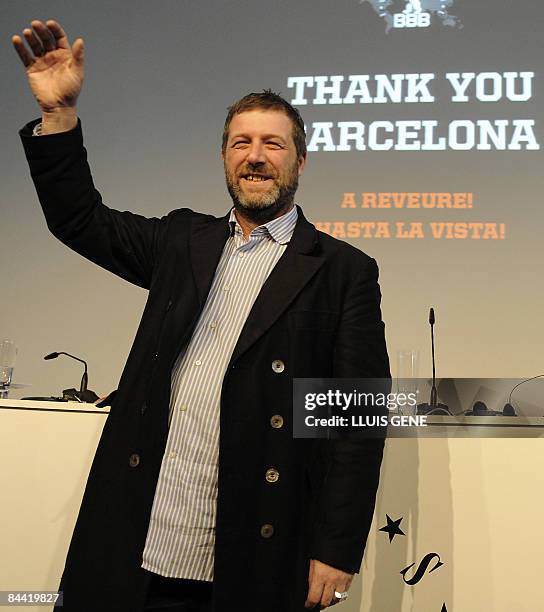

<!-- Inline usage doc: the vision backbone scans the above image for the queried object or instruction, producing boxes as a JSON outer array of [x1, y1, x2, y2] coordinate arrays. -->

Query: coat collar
[[189, 205, 324, 363]]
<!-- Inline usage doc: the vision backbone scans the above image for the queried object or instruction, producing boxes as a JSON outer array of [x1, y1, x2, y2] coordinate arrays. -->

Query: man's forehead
[[227, 109, 293, 137]]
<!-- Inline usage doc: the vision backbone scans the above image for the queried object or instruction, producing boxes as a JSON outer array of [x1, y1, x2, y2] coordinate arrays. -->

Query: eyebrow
[[229, 132, 287, 143]]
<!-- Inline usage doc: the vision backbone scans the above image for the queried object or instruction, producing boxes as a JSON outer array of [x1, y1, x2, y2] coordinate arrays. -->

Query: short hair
[[222, 89, 307, 159]]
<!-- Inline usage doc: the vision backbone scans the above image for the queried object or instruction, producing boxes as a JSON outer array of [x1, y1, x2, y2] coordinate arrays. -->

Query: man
[[13, 19, 390, 612]]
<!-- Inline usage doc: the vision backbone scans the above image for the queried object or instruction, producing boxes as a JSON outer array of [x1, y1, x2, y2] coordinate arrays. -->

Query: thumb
[[72, 38, 84, 66]]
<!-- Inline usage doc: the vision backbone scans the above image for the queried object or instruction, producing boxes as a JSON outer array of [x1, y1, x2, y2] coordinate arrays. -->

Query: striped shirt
[[141, 204, 298, 581]]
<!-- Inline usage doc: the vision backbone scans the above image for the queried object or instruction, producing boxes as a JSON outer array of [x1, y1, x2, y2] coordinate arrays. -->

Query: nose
[[245, 140, 266, 165]]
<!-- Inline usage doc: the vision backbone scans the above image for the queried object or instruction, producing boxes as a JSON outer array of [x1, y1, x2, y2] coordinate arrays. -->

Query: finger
[[305, 579, 324, 609], [304, 560, 315, 608], [308, 559, 315, 584], [45, 20, 70, 49], [11, 35, 34, 68], [23, 28, 44, 57], [328, 581, 350, 608], [333, 579, 350, 592], [71, 38, 84, 66], [31, 20, 56, 52], [319, 583, 336, 609]]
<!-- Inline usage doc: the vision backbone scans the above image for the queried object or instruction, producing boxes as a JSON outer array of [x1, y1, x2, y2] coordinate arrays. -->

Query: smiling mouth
[[241, 174, 273, 183]]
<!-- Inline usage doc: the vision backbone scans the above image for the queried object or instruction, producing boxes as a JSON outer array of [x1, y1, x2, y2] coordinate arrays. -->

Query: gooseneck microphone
[[44, 351, 99, 403], [417, 307, 450, 416], [429, 308, 437, 407]]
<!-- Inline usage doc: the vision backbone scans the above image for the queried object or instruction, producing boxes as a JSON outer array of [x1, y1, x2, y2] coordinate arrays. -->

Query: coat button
[[270, 414, 284, 429], [260, 524, 274, 538], [129, 453, 140, 467], [141, 402, 148, 415], [271, 359, 285, 373], [265, 468, 280, 483], [166, 299, 173, 312]]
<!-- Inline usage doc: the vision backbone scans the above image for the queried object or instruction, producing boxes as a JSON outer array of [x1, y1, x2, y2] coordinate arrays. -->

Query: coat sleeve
[[19, 119, 168, 290], [310, 257, 390, 574]]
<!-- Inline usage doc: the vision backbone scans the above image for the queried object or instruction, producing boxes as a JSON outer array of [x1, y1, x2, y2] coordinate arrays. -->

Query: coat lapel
[[230, 207, 324, 364], [189, 211, 231, 307]]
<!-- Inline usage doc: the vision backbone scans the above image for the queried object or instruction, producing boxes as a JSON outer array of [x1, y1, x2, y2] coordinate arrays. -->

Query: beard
[[224, 162, 299, 224]]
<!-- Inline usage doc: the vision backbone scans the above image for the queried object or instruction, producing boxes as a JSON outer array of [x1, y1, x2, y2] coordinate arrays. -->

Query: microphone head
[[503, 403, 516, 416], [44, 352, 59, 360], [429, 308, 435, 325], [472, 401, 488, 415]]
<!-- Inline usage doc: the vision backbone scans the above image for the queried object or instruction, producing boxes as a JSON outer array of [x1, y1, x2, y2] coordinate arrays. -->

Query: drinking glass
[[0, 340, 17, 389], [396, 349, 419, 415]]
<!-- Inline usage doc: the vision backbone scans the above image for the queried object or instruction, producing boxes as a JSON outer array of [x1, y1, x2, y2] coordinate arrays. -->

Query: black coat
[[21, 120, 390, 612]]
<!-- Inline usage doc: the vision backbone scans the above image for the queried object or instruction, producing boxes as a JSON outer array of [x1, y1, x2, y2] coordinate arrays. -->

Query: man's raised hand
[[12, 20, 83, 133]]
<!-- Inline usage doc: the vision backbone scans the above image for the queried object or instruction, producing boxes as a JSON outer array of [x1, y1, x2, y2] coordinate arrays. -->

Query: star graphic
[[379, 514, 406, 543]]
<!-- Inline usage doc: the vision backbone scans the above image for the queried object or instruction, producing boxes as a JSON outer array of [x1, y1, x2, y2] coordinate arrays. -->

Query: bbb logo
[[394, 1, 431, 29], [361, 0, 462, 34]]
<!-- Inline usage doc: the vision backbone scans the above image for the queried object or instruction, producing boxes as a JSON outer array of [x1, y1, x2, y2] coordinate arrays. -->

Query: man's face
[[223, 110, 306, 222]]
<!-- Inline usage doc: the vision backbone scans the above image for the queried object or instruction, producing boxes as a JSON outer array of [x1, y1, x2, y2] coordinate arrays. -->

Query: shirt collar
[[228, 205, 298, 245]]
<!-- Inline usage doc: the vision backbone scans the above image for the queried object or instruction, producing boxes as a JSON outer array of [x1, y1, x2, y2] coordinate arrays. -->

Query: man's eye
[[233, 141, 249, 148], [267, 142, 282, 149]]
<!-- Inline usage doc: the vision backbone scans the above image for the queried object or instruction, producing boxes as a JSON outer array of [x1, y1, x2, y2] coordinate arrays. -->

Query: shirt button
[[129, 453, 140, 468], [260, 524, 274, 539], [194, 360, 202, 366], [209, 322, 217, 329], [270, 415, 284, 429], [179, 404, 187, 412], [271, 359, 285, 373], [224, 286, 230, 292], [265, 468, 280, 483], [238, 252, 245, 258], [169, 451, 177, 459]]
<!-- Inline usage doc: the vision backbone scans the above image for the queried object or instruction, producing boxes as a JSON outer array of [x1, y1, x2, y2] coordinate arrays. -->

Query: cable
[[508, 374, 544, 410]]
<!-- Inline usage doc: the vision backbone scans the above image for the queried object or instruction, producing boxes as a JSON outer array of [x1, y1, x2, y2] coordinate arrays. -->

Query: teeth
[[245, 175, 268, 182]]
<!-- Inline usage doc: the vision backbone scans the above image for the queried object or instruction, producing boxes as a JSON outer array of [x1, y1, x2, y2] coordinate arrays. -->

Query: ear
[[297, 153, 307, 176]]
